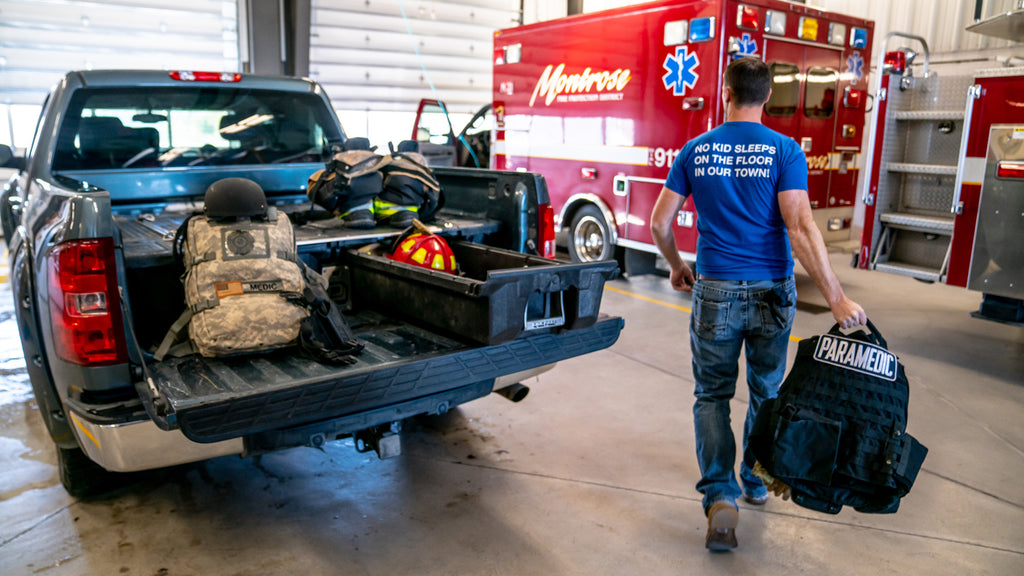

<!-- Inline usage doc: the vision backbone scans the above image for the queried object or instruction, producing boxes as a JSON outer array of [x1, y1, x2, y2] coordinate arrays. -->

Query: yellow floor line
[[605, 284, 803, 342]]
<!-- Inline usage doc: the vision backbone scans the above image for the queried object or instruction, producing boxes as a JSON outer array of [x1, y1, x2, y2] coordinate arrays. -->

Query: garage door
[[309, 0, 521, 115], [0, 0, 239, 147]]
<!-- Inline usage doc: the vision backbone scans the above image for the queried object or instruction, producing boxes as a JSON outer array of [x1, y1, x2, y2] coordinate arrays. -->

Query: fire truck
[[414, 0, 874, 270], [859, 20, 1024, 325]]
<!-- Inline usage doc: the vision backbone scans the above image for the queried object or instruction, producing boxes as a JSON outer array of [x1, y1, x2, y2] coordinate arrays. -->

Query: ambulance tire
[[569, 205, 613, 263]]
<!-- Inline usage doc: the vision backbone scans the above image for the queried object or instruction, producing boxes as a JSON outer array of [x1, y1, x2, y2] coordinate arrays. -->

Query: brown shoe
[[705, 501, 739, 551]]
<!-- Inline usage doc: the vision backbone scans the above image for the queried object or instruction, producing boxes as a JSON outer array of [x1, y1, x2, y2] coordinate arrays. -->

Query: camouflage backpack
[[157, 178, 362, 362], [177, 209, 308, 357]]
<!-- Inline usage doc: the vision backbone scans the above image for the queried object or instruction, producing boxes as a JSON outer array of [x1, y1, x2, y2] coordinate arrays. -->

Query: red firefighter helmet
[[388, 222, 457, 274]]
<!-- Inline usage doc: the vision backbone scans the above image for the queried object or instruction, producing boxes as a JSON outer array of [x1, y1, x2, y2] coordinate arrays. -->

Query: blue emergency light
[[689, 16, 716, 42], [851, 27, 868, 48]]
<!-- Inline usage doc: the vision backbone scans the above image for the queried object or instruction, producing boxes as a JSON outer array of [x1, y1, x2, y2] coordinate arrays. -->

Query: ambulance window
[[805, 67, 839, 119], [765, 62, 799, 117]]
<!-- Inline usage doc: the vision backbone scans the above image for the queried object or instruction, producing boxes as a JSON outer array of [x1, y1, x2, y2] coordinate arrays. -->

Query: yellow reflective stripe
[[411, 247, 428, 264], [70, 412, 101, 449]]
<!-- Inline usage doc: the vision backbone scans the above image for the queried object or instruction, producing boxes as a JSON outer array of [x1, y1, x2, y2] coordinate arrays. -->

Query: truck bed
[[114, 207, 623, 445], [147, 311, 623, 443]]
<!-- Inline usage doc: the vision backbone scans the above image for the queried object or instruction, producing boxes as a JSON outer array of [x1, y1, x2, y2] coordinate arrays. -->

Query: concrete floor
[[1, 250, 1022, 575]]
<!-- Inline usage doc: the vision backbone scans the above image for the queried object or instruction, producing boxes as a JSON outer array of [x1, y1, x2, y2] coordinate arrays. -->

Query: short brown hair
[[725, 57, 771, 107]]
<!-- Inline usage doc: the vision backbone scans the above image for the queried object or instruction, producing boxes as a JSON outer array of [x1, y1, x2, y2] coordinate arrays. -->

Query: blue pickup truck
[[0, 70, 622, 497]]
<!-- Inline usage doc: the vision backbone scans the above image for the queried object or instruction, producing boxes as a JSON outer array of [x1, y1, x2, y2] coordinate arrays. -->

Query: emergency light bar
[[170, 71, 242, 82], [664, 19, 688, 46], [884, 51, 907, 74], [689, 16, 716, 42], [737, 5, 758, 30], [829, 23, 846, 46], [799, 17, 819, 41], [851, 27, 868, 48], [843, 87, 864, 108], [765, 10, 786, 35], [997, 161, 1024, 179]]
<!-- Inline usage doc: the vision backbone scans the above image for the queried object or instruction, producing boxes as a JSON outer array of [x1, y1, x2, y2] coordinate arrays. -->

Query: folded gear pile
[[307, 138, 441, 228], [745, 320, 928, 514]]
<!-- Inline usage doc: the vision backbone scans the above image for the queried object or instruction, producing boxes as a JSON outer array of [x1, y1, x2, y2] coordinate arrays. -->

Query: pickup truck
[[0, 70, 623, 497]]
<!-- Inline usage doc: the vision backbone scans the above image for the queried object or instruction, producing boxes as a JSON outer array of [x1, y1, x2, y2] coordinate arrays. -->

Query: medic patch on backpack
[[214, 279, 285, 298], [813, 335, 897, 381]]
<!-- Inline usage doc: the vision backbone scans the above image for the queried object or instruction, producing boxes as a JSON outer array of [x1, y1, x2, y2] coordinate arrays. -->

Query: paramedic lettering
[[691, 142, 777, 179], [529, 64, 632, 106]]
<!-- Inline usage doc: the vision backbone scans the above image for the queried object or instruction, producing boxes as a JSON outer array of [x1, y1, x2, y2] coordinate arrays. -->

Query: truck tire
[[57, 444, 126, 498], [569, 205, 613, 263]]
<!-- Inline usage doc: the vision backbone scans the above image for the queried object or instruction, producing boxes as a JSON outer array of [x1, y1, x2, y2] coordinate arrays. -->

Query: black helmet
[[204, 177, 267, 220]]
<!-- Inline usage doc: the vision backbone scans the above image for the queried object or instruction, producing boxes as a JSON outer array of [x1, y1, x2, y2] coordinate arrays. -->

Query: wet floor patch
[[0, 282, 31, 409]]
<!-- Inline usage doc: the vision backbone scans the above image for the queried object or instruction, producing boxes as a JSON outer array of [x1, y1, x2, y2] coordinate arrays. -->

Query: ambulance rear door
[[762, 38, 842, 210]]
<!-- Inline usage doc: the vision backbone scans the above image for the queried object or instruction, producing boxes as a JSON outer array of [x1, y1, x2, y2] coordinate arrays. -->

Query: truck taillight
[[997, 161, 1024, 179], [47, 238, 128, 366], [539, 203, 556, 259], [884, 51, 906, 75], [169, 70, 241, 82]]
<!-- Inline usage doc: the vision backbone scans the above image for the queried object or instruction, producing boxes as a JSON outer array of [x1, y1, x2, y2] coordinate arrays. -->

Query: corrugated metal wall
[[584, 0, 1022, 56], [309, 0, 521, 115], [0, 0, 238, 147], [810, 0, 1021, 56]]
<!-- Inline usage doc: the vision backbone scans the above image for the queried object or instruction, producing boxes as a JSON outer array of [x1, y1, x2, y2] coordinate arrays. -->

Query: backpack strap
[[154, 308, 194, 361]]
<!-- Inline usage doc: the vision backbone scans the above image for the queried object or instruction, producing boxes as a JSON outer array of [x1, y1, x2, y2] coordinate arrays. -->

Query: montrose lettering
[[529, 63, 632, 107]]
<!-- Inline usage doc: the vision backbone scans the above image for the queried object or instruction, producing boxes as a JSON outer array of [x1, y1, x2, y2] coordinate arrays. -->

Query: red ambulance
[[415, 0, 874, 268]]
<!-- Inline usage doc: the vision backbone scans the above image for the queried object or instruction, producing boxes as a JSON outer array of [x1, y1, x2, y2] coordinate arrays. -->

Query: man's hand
[[831, 297, 867, 330], [670, 262, 696, 293]]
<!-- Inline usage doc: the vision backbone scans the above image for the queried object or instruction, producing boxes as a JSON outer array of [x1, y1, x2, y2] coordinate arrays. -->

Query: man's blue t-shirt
[[664, 121, 808, 280]]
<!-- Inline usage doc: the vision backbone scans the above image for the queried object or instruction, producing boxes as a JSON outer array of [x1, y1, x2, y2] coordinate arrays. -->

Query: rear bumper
[[67, 409, 242, 473]]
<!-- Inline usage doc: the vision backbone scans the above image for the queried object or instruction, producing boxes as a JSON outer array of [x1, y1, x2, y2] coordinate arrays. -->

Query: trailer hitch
[[354, 421, 402, 459]]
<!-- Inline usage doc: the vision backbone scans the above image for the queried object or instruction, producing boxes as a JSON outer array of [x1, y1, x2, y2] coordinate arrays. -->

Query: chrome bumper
[[68, 409, 243, 473]]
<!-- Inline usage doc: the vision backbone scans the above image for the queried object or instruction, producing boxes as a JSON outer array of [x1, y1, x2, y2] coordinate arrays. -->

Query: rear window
[[804, 67, 839, 119], [52, 87, 343, 171], [765, 62, 799, 117]]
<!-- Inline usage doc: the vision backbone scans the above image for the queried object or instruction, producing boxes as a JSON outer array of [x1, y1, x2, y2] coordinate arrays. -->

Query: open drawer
[[341, 241, 620, 345]]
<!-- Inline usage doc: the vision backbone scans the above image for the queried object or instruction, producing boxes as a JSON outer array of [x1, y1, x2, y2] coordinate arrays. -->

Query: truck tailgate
[[145, 313, 623, 443]]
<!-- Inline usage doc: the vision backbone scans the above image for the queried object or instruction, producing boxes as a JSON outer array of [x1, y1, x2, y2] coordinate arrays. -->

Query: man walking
[[650, 57, 866, 551]]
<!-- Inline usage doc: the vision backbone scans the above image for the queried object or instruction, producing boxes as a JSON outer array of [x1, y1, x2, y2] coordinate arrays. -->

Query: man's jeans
[[689, 277, 797, 513]]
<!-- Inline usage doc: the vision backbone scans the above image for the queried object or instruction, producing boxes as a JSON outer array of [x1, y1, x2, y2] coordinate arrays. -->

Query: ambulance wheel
[[569, 205, 613, 262]]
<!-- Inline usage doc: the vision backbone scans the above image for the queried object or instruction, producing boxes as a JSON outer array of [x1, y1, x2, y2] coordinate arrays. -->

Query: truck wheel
[[569, 205, 613, 262], [56, 444, 126, 498]]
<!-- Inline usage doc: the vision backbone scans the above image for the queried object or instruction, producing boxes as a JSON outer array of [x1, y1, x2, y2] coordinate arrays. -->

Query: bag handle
[[827, 318, 887, 349]]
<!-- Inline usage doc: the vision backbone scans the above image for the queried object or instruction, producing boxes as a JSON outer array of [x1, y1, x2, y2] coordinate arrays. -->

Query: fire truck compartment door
[[762, 39, 843, 209], [968, 125, 1024, 298]]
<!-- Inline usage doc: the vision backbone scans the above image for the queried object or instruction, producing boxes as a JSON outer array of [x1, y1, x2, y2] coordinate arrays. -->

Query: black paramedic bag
[[746, 320, 928, 514]]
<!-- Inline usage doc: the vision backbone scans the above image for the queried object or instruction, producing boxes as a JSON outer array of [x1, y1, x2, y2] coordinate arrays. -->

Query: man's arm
[[651, 187, 695, 293], [779, 188, 867, 328]]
